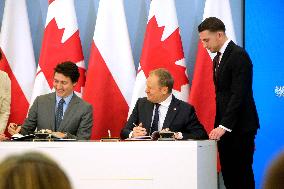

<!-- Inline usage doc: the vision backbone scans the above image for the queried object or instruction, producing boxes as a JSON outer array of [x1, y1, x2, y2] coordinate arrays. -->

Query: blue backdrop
[[246, 0, 284, 188]]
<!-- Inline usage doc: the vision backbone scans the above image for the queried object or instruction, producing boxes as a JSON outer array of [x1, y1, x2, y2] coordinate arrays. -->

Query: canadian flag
[[83, 0, 136, 139], [189, 0, 236, 134], [129, 0, 189, 113], [0, 0, 36, 134], [30, 0, 85, 104]]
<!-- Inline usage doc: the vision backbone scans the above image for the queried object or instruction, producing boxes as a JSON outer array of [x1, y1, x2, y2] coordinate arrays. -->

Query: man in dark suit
[[121, 68, 208, 140], [198, 17, 260, 189], [8, 62, 93, 140]]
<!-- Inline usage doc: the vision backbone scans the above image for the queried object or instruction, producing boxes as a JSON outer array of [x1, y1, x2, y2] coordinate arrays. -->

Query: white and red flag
[[0, 0, 36, 134], [129, 0, 189, 113], [189, 0, 236, 134], [83, 0, 136, 139], [31, 0, 85, 103]]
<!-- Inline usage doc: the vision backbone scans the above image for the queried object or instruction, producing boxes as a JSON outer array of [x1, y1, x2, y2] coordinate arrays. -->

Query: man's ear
[[72, 82, 77, 87], [161, 86, 169, 94], [217, 31, 224, 38]]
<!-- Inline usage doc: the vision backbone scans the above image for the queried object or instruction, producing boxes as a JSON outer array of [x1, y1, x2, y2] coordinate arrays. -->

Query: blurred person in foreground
[[263, 152, 284, 189], [121, 68, 208, 140], [198, 17, 259, 189], [0, 152, 72, 189], [8, 61, 93, 140]]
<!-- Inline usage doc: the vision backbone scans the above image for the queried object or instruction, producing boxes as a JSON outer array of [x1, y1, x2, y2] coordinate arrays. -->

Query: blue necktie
[[150, 103, 160, 135], [55, 98, 65, 131]]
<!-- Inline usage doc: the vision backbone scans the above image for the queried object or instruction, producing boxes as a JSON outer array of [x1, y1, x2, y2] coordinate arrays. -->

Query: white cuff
[[219, 125, 232, 132], [129, 131, 133, 138]]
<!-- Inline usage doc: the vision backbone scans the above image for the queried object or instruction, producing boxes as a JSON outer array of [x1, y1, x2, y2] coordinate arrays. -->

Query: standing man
[[0, 51, 11, 140], [198, 17, 259, 189], [121, 68, 208, 140], [8, 62, 93, 140]]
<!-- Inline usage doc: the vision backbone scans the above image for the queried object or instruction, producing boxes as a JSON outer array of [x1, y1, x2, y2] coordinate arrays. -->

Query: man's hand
[[8, 123, 21, 135], [209, 127, 226, 140], [132, 123, 147, 137], [52, 132, 66, 139], [174, 132, 183, 140]]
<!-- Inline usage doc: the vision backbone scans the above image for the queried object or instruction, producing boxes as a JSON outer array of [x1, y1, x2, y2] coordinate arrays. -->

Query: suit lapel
[[162, 96, 179, 130], [217, 41, 234, 79], [144, 101, 155, 133], [48, 93, 56, 131]]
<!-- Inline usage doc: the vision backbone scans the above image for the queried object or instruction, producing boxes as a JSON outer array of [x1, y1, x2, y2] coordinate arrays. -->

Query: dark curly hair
[[54, 61, 80, 83]]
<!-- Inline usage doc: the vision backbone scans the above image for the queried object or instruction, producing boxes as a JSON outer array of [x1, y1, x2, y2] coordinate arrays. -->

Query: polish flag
[[0, 0, 36, 135], [30, 0, 85, 104], [189, 0, 236, 134], [83, 0, 136, 139], [129, 0, 189, 114]]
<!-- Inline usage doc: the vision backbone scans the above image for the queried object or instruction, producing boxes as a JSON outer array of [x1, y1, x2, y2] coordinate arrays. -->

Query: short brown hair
[[0, 152, 72, 189], [198, 17, 226, 33], [149, 68, 174, 93]]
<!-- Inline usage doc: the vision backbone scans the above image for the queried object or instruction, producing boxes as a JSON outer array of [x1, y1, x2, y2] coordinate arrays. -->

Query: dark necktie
[[55, 98, 65, 131], [213, 51, 221, 78], [150, 103, 160, 135]]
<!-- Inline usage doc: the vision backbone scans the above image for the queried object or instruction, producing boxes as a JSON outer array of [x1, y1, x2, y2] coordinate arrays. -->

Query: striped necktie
[[55, 98, 65, 131]]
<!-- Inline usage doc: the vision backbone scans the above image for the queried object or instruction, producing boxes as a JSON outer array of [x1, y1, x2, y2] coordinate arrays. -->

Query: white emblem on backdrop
[[275, 86, 284, 97]]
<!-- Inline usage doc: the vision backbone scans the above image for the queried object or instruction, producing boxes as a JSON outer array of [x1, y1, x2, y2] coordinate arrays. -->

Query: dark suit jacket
[[214, 41, 259, 133], [121, 95, 208, 140], [20, 92, 93, 140]]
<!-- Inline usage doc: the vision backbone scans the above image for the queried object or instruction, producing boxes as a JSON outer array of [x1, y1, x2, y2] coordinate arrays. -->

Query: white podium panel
[[0, 140, 217, 189]]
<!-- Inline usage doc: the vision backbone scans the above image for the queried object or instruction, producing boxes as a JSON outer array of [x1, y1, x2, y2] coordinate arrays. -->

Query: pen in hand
[[132, 123, 147, 137], [8, 123, 21, 135], [133, 123, 144, 127]]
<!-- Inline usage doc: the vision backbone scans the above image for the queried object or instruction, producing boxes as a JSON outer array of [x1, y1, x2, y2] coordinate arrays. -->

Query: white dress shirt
[[152, 94, 172, 131], [55, 93, 74, 119]]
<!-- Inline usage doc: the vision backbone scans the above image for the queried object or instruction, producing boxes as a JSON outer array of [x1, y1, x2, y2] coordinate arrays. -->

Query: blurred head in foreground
[[0, 152, 72, 189], [263, 152, 284, 189]]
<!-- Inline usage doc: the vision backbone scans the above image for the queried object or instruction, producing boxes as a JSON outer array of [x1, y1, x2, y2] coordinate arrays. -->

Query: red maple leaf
[[48, 0, 55, 5], [140, 16, 188, 92], [38, 18, 85, 93]]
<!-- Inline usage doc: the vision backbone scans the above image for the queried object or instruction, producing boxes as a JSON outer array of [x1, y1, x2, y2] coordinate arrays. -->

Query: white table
[[0, 140, 217, 189]]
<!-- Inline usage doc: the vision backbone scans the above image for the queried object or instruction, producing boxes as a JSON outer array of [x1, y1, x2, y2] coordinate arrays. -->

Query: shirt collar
[[56, 92, 73, 105], [159, 94, 172, 108], [219, 39, 231, 55]]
